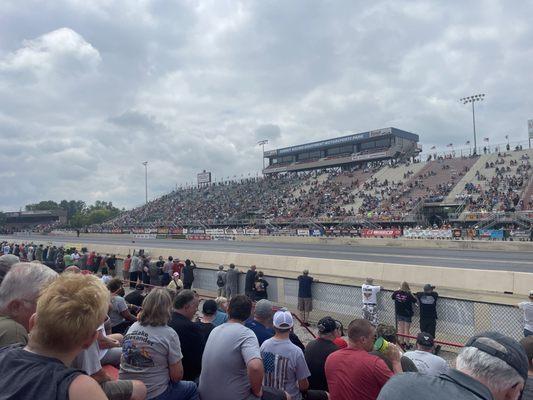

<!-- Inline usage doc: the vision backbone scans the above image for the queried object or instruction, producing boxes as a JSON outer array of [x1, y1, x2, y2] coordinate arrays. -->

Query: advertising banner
[[310, 228, 323, 237], [225, 228, 245, 235], [244, 228, 260, 235], [478, 229, 504, 240], [510, 230, 530, 240], [170, 228, 183, 234], [403, 229, 452, 239], [187, 228, 206, 234], [205, 228, 225, 235], [133, 234, 156, 239], [297, 229, 310, 236], [157, 228, 169, 234], [361, 229, 401, 238], [197, 171, 211, 184], [186, 234, 211, 240]]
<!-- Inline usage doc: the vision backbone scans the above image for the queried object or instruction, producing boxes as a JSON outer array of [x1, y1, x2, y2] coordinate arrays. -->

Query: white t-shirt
[[519, 301, 533, 332], [3, 245, 10, 255], [362, 284, 381, 304], [403, 350, 448, 376]]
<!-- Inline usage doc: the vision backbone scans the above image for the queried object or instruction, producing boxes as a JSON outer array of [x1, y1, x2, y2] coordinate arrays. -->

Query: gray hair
[[0, 263, 58, 310], [456, 346, 524, 393], [0, 255, 20, 284]]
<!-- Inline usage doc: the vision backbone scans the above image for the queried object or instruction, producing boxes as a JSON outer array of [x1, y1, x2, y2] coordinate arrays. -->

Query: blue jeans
[[154, 381, 198, 400], [524, 329, 533, 337]]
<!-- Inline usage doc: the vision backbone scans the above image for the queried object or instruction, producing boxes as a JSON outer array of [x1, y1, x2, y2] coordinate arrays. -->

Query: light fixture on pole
[[142, 161, 148, 204], [460, 94, 485, 156], [257, 139, 269, 172]]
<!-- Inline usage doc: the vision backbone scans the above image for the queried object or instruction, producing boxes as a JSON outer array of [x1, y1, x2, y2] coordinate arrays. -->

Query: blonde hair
[[215, 296, 228, 308], [139, 288, 172, 326], [33, 273, 110, 352], [400, 281, 411, 292]]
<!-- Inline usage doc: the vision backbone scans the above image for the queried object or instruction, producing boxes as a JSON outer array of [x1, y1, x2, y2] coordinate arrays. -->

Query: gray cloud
[[1, 0, 532, 210]]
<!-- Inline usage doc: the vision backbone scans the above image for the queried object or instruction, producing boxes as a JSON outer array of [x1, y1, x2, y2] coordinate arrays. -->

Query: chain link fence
[[191, 266, 524, 351]]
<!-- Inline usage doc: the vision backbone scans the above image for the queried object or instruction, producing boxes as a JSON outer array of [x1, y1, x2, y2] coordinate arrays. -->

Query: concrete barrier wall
[[25, 237, 533, 299]]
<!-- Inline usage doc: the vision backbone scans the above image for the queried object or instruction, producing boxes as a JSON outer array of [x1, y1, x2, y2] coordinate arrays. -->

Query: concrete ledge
[[21, 237, 533, 302]]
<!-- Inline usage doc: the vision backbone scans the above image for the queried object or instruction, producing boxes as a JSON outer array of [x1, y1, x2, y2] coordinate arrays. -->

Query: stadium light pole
[[142, 161, 148, 204], [257, 139, 269, 172], [460, 94, 485, 156]]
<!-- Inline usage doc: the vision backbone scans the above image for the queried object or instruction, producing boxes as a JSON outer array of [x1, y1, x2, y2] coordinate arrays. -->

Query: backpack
[[217, 274, 224, 287]]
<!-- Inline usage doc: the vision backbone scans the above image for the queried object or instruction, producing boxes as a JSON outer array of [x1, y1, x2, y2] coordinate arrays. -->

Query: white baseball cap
[[273, 310, 294, 329]]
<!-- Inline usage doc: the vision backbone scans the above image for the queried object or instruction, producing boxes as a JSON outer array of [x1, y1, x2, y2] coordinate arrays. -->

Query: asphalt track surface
[[4, 234, 533, 273]]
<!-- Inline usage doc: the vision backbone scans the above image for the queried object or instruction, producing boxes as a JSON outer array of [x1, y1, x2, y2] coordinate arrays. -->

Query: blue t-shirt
[[212, 311, 228, 327], [245, 319, 274, 345], [298, 275, 313, 298]]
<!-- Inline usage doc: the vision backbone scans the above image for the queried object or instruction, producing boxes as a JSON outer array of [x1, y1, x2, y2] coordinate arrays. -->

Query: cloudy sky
[[1, 1, 532, 210]]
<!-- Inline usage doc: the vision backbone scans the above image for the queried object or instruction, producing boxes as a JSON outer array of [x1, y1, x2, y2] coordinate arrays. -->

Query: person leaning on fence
[[378, 331, 528, 400], [298, 269, 317, 327], [391, 281, 417, 348], [415, 283, 439, 338], [362, 277, 382, 326], [518, 291, 533, 337], [225, 263, 240, 299], [216, 265, 227, 297]]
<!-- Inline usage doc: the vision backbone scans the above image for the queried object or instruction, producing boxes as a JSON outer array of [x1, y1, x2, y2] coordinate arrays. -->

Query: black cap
[[317, 317, 337, 334], [465, 331, 528, 382], [417, 332, 434, 347], [202, 300, 218, 316]]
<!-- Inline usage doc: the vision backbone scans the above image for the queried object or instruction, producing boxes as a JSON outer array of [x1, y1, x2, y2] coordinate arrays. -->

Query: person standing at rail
[[225, 263, 240, 299], [182, 259, 196, 290], [245, 265, 257, 300], [362, 277, 382, 326], [415, 284, 439, 338], [298, 269, 317, 327], [518, 291, 533, 337], [391, 282, 417, 347]]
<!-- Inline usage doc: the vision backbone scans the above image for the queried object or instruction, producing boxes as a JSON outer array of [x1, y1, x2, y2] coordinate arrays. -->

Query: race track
[[3, 234, 533, 273]]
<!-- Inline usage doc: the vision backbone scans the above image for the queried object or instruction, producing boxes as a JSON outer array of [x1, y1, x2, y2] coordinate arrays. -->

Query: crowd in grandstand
[[1, 241, 533, 400]]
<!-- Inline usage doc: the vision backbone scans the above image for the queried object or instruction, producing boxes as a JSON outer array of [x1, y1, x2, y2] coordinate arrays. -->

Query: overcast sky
[[1, 1, 532, 210]]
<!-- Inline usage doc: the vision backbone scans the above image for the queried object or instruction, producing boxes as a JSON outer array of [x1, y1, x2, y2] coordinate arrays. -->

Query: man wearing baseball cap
[[518, 291, 533, 337], [415, 284, 439, 338], [403, 332, 447, 376], [378, 331, 528, 400], [305, 317, 339, 391], [261, 310, 328, 400]]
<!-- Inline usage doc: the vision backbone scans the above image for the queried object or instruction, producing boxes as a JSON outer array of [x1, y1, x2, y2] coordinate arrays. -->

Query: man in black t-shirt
[[245, 265, 257, 300], [415, 284, 439, 338], [304, 316, 339, 391], [297, 269, 317, 326], [124, 284, 145, 308]]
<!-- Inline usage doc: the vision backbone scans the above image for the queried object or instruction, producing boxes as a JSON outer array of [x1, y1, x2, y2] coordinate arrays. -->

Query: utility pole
[[460, 94, 485, 155], [142, 161, 148, 204]]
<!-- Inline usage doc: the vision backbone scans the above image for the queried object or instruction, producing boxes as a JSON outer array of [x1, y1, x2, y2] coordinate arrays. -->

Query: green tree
[[25, 200, 60, 211]]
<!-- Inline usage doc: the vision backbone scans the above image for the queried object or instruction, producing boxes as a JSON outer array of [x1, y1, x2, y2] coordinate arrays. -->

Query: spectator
[[325, 318, 402, 400], [362, 277, 382, 326], [520, 336, 533, 398], [246, 299, 276, 345], [216, 265, 227, 297], [261, 310, 328, 400], [141, 255, 151, 286], [168, 290, 204, 381], [0, 254, 20, 284], [125, 284, 146, 308], [123, 254, 132, 281], [519, 291, 533, 337], [378, 332, 528, 400], [0, 273, 113, 400], [196, 299, 217, 341], [167, 272, 183, 295], [415, 284, 439, 338], [155, 256, 165, 284], [391, 281, 417, 347], [161, 256, 173, 287], [254, 271, 269, 301], [297, 269, 317, 326], [72, 323, 145, 400], [101, 267, 111, 285], [129, 253, 142, 289], [305, 316, 339, 392], [245, 265, 258, 300], [0, 262, 57, 347], [370, 324, 418, 373], [120, 288, 198, 400], [106, 254, 117, 277], [182, 259, 196, 290], [213, 296, 229, 326], [226, 263, 239, 299], [403, 332, 448, 376], [333, 320, 348, 349], [107, 278, 137, 334], [198, 295, 287, 400]]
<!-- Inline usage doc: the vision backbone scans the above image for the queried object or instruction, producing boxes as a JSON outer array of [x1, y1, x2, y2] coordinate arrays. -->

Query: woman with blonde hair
[[391, 281, 417, 348], [120, 288, 198, 400]]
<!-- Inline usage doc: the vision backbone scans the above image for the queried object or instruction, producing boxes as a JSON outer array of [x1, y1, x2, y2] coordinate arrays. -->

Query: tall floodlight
[[460, 94, 485, 155], [257, 139, 269, 171], [142, 161, 148, 204]]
